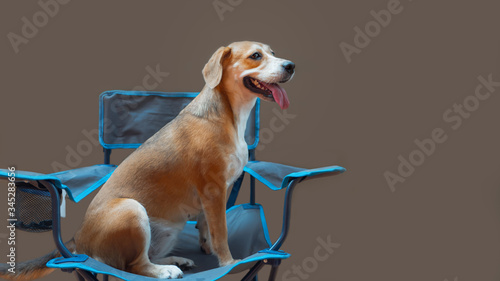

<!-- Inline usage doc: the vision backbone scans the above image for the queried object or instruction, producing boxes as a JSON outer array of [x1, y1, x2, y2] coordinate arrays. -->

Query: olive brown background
[[1, 1, 500, 280]]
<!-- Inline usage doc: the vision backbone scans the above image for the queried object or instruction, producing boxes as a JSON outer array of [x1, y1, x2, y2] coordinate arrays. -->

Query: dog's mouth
[[243, 76, 290, 109]]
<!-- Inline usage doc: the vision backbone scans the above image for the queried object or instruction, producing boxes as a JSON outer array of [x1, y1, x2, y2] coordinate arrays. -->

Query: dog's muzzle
[[279, 61, 295, 83]]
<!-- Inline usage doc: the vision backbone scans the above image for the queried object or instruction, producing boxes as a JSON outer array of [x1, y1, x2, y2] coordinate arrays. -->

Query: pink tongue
[[262, 82, 290, 109]]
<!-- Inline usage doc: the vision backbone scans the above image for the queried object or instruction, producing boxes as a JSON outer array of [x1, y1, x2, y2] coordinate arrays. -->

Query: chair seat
[[47, 204, 290, 281], [0, 164, 117, 202]]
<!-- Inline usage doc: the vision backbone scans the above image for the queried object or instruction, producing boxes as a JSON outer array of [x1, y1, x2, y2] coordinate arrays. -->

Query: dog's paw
[[155, 256, 195, 271], [220, 259, 241, 267], [157, 265, 183, 279], [200, 238, 212, 255], [172, 257, 196, 271]]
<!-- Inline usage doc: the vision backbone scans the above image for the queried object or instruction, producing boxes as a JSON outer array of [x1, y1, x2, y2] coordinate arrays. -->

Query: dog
[[0, 41, 295, 280]]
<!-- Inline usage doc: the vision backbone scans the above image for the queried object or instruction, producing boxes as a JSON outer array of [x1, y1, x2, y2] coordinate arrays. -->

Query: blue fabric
[[46, 204, 289, 281], [244, 161, 346, 190], [98, 91, 260, 150], [179, 204, 274, 265], [250, 98, 260, 150], [47, 252, 290, 281], [99, 91, 198, 149], [0, 164, 116, 203], [53, 254, 89, 264], [257, 249, 289, 256], [226, 173, 245, 210]]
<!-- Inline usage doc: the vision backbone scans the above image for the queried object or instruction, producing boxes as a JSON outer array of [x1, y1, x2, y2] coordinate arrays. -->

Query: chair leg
[[74, 271, 85, 281], [268, 264, 280, 281], [241, 261, 264, 281], [76, 269, 100, 281]]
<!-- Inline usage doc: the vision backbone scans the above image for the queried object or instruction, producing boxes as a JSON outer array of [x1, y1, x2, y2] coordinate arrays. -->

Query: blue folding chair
[[0, 90, 345, 281]]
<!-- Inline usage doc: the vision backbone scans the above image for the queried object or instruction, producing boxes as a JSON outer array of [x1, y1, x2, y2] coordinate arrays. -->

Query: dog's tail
[[0, 239, 75, 281]]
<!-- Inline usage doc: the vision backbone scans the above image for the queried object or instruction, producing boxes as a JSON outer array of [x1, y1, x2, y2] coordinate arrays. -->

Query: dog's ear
[[203, 46, 231, 89]]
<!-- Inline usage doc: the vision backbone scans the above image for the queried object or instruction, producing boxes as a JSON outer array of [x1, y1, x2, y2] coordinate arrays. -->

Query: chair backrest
[[99, 90, 260, 151]]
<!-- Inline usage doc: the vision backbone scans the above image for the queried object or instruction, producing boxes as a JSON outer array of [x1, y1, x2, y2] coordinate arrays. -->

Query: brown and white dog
[[0, 41, 294, 280]]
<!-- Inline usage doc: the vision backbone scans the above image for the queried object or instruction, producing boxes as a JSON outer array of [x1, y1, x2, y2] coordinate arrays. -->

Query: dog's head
[[203, 41, 295, 109]]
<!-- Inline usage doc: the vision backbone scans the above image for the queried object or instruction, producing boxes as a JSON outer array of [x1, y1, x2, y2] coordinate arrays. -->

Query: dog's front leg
[[195, 213, 212, 254], [198, 185, 237, 267]]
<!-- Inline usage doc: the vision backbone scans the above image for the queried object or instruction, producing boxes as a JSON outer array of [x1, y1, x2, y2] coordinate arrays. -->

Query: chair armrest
[[0, 164, 116, 203], [243, 161, 346, 191], [266, 163, 346, 251]]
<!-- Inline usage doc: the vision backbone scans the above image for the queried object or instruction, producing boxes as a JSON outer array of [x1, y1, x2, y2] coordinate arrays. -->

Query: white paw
[[157, 265, 183, 279], [155, 256, 196, 270], [220, 258, 241, 267], [172, 257, 195, 270]]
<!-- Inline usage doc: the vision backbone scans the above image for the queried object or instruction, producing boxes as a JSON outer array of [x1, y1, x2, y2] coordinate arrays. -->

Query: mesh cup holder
[[14, 181, 60, 233]]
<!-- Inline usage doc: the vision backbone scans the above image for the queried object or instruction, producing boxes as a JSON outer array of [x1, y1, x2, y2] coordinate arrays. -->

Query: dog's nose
[[283, 61, 295, 75]]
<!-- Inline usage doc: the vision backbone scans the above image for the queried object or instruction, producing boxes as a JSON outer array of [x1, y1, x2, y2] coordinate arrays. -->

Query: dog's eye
[[249, 52, 262, 60], [271, 51, 275, 56]]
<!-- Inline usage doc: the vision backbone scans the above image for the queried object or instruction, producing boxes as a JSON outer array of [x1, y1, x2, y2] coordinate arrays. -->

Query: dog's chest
[[225, 136, 248, 188], [223, 98, 256, 188]]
